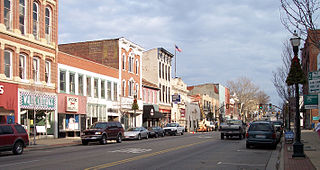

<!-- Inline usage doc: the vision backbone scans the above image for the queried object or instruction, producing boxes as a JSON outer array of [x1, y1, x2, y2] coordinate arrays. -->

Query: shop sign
[[20, 91, 56, 110], [180, 109, 185, 118], [172, 94, 181, 103], [304, 95, 318, 109], [66, 97, 78, 112], [0, 85, 4, 95]]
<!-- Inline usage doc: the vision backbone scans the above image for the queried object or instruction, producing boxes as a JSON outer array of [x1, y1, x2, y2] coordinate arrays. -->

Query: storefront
[[143, 104, 163, 127], [19, 89, 57, 138], [159, 106, 171, 126], [0, 82, 18, 124], [58, 94, 87, 138]]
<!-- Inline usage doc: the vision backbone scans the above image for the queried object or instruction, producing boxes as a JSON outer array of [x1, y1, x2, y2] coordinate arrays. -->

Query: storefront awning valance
[[143, 105, 163, 119]]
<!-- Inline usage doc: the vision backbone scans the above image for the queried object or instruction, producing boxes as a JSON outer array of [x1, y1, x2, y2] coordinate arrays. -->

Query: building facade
[[171, 77, 189, 129]]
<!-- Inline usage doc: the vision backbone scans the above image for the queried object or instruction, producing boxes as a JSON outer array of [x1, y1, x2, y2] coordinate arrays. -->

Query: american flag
[[175, 45, 182, 52]]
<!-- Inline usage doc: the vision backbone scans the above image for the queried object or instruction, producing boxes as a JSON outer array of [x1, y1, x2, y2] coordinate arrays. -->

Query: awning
[[143, 105, 164, 119]]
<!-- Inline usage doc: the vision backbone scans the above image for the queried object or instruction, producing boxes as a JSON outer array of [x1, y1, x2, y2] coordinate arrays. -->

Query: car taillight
[[272, 133, 276, 139], [246, 132, 249, 138]]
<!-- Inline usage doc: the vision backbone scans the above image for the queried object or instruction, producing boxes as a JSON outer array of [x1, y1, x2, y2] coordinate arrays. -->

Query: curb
[[25, 142, 81, 151], [266, 139, 282, 170]]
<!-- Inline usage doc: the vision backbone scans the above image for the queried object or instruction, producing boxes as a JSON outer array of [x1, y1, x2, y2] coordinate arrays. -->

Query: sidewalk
[[26, 137, 81, 151], [281, 130, 319, 170]]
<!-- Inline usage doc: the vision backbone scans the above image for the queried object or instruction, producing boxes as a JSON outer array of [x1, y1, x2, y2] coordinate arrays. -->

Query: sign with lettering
[[304, 95, 318, 109], [20, 91, 56, 110], [308, 71, 320, 93], [66, 96, 78, 112], [0, 85, 4, 94]]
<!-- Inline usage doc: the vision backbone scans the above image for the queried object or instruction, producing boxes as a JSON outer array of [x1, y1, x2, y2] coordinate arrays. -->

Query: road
[[0, 131, 277, 170]]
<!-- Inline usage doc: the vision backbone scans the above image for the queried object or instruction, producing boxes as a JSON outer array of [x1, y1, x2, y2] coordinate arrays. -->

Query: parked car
[[246, 121, 278, 149], [163, 123, 185, 136], [147, 126, 165, 138], [272, 120, 284, 137], [219, 119, 246, 140], [81, 121, 124, 145], [124, 127, 149, 140], [0, 124, 29, 155]]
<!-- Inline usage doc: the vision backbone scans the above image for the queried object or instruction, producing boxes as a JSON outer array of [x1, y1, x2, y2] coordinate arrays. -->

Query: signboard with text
[[66, 96, 79, 112], [20, 91, 56, 110], [308, 71, 320, 93], [304, 95, 318, 109]]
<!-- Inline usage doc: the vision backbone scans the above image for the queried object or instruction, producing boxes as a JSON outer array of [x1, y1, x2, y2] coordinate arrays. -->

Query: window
[[162, 63, 164, 79], [165, 86, 168, 103], [122, 80, 126, 96], [32, 2, 39, 39], [78, 74, 83, 95], [32, 57, 39, 82], [162, 85, 165, 103], [149, 90, 153, 104], [168, 87, 171, 103], [165, 65, 167, 80], [4, 50, 12, 78], [45, 7, 51, 42], [135, 59, 139, 74], [107, 81, 112, 100], [159, 83, 161, 102], [94, 78, 98, 98], [159, 62, 161, 78], [168, 66, 171, 81], [59, 70, 66, 92], [69, 72, 75, 94], [122, 54, 126, 70], [19, 0, 26, 34], [87, 76, 91, 97], [4, 0, 12, 30], [128, 80, 133, 97], [113, 83, 117, 101], [45, 60, 51, 83], [135, 84, 139, 97], [19, 54, 26, 80], [101, 80, 105, 99]]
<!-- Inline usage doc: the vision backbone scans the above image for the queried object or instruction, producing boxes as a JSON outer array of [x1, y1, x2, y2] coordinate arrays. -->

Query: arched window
[[45, 7, 52, 42], [4, 0, 12, 30], [32, 1, 39, 39], [122, 54, 126, 70], [19, 0, 27, 34], [135, 59, 139, 75]]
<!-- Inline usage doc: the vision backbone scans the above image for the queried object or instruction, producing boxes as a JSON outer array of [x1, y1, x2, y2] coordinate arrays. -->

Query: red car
[[0, 124, 29, 155]]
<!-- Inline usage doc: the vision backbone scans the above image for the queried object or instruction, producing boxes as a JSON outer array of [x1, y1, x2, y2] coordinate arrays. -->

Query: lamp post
[[286, 30, 306, 158]]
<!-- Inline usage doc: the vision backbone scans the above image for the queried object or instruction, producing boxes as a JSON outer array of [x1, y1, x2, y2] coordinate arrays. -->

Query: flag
[[175, 45, 182, 52]]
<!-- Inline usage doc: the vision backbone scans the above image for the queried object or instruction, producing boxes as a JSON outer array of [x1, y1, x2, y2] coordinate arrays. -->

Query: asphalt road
[[0, 131, 277, 170]]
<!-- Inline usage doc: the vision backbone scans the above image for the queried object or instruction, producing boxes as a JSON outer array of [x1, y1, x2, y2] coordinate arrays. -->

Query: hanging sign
[[66, 97, 79, 112]]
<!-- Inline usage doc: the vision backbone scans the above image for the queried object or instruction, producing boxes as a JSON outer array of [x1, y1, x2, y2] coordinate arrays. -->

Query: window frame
[[32, 57, 40, 82], [4, 50, 12, 79], [78, 74, 84, 96], [19, 54, 27, 80], [45, 7, 52, 43], [4, 0, 12, 30], [113, 82, 118, 101], [32, 1, 39, 39], [107, 81, 112, 100], [101, 80, 105, 99], [69, 72, 76, 94], [45, 60, 51, 84], [59, 69, 66, 93], [19, 0, 26, 34], [94, 78, 98, 98]]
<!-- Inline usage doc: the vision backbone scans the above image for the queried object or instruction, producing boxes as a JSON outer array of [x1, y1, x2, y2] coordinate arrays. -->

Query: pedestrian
[[315, 119, 320, 138]]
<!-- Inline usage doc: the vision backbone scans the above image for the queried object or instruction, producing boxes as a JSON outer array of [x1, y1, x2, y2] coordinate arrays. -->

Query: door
[[0, 125, 15, 149]]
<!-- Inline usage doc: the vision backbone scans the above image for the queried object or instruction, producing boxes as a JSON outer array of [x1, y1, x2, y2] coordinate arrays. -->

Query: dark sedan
[[246, 121, 277, 149], [147, 126, 165, 138]]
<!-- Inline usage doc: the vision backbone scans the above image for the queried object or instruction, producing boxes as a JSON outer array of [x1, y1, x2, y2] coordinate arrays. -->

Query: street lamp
[[286, 30, 306, 158]]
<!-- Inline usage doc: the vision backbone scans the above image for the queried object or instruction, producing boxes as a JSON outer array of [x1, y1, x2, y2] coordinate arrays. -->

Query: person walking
[[315, 119, 320, 138]]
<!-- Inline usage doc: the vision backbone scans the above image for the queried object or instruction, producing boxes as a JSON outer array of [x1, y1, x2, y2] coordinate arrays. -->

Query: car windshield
[[249, 123, 272, 131], [272, 121, 282, 126], [166, 123, 177, 127], [90, 123, 107, 129], [127, 128, 140, 131], [225, 120, 242, 125]]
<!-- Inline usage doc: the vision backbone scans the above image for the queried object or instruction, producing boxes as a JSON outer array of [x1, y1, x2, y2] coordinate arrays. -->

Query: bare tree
[[280, 0, 320, 50], [256, 91, 271, 104]]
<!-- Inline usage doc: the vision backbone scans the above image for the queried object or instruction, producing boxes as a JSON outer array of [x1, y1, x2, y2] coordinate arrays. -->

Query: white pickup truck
[[163, 123, 185, 136]]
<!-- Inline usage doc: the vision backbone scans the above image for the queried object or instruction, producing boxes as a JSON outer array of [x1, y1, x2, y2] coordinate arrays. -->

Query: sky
[[58, 0, 291, 106]]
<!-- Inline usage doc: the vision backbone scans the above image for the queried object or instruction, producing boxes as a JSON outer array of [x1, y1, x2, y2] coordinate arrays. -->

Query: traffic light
[[259, 104, 263, 109], [269, 103, 272, 109]]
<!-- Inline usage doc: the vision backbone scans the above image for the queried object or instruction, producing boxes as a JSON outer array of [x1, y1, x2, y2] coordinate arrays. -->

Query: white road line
[[0, 160, 40, 168], [217, 161, 265, 167]]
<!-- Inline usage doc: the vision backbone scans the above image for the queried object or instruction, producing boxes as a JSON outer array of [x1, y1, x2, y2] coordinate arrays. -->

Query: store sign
[[180, 109, 185, 118], [66, 97, 78, 112], [20, 91, 56, 110], [0, 85, 4, 94], [308, 71, 320, 93], [304, 95, 318, 109], [172, 94, 181, 103]]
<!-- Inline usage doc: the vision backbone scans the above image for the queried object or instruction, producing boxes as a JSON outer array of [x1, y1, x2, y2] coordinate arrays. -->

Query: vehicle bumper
[[246, 138, 277, 146], [220, 131, 241, 136], [81, 135, 102, 141]]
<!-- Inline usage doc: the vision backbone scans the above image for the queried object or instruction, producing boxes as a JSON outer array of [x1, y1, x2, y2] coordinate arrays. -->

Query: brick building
[[0, 0, 59, 137], [59, 38, 144, 129]]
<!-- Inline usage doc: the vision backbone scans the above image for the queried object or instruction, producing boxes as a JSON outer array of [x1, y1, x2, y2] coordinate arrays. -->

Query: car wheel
[[162, 132, 165, 137], [174, 131, 177, 136], [246, 143, 250, 149], [100, 135, 107, 145], [82, 140, 88, 145], [12, 141, 24, 155], [138, 134, 141, 140], [221, 133, 224, 140], [181, 131, 184, 135], [116, 134, 122, 143], [155, 133, 159, 138]]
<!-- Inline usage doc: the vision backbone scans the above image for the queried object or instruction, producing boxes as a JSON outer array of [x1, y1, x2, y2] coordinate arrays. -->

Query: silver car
[[124, 127, 149, 140]]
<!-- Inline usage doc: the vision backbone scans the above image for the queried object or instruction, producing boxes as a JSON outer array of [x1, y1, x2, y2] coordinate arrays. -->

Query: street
[[0, 132, 277, 170]]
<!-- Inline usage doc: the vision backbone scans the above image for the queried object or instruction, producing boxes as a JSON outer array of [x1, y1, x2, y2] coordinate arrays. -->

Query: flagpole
[[175, 46, 177, 78]]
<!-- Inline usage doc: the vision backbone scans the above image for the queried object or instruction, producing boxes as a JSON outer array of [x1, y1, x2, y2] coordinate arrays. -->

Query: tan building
[[171, 77, 189, 128]]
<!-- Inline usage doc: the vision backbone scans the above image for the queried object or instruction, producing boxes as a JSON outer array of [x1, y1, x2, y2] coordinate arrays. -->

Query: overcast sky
[[58, 0, 290, 106]]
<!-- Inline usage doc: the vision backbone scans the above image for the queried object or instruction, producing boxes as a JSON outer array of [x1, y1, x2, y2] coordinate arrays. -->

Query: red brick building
[[0, 0, 59, 137]]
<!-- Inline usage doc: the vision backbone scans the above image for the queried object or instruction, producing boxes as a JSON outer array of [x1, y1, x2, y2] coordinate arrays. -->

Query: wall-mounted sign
[[180, 109, 185, 118], [20, 91, 56, 110], [304, 95, 318, 109], [172, 94, 181, 103], [66, 97, 78, 112], [0, 85, 4, 95], [308, 71, 320, 93]]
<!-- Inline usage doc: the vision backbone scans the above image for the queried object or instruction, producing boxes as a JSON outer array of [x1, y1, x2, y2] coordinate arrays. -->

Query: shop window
[[19, 54, 26, 80], [69, 72, 75, 94], [78, 74, 83, 95], [94, 78, 98, 98], [45, 60, 51, 84], [59, 70, 66, 92], [107, 81, 111, 100], [32, 57, 40, 82], [4, 50, 12, 78], [113, 82, 118, 101], [86, 76, 92, 97], [4, 0, 12, 30], [19, 0, 26, 34], [32, 1, 39, 39], [101, 80, 105, 99], [45, 7, 52, 43]]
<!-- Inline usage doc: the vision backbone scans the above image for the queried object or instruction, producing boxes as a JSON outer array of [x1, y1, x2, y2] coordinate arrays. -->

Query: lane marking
[[0, 160, 40, 168], [110, 148, 152, 154], [217, 162, 265, 167], [85, 140, 210, 170]]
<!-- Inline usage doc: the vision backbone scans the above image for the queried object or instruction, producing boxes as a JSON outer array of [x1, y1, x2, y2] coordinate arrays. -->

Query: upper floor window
[[122, 80, 126, 96], [135, 83, 139, 97], [122, 54, 126, 70], [113, 83, 118, 101], [86, 76, 92, 97], [69, 72, 75, 94], [162, 63, 164, 79], [128, 80, 134, 97], [32, 2, 39, 39], [19, 54, 26, 80], [94, 78, 98, 98], [59, 70, 66, 92], [135, 59, 139, 75], [168, 66, 171, 81], [101, 80, 105, 99], [4, 0, 12, 30], [165, 65, 167, 80], [45, 60, 51, 83], [159, 62, 161, 78], [4, 50, 12, 78], [32, 57, 40, 82], [159, 83, 161, 102], [45, 7, 52, 42], [19, 0, 26, 34], [107, 81, 112, 100], [78, 74, 83, 96]]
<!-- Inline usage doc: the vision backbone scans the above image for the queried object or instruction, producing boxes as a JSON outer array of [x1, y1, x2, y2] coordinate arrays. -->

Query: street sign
[[309, 71, 320, 93], [304, 95, 318, 109], [172, 94, 180, 103]]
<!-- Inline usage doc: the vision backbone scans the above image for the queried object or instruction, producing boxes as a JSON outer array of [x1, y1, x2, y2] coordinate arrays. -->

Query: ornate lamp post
[[286, 31, 306, 158]]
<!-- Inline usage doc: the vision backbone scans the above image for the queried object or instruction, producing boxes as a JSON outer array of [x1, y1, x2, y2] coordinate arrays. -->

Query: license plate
[[255, 135, 266, 138]]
